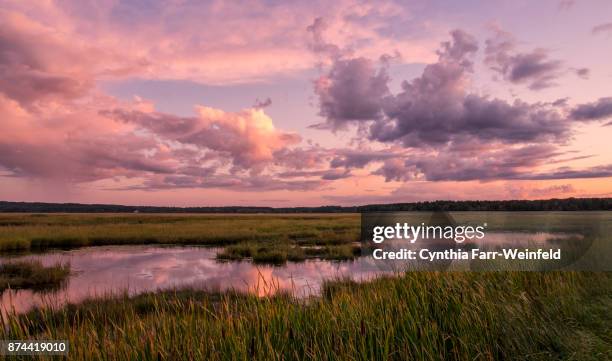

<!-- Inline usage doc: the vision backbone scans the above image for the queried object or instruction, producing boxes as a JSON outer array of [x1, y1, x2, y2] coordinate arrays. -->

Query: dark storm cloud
[[570, 97, 612, 121]]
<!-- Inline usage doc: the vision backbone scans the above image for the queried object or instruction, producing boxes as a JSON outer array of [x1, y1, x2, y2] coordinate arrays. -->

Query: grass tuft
[[0, 260, 70, 292]]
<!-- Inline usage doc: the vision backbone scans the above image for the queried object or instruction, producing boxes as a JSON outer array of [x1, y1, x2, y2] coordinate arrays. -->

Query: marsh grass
[[217, 242, 361, 264], [0, 260, 70, 292], [0, 213, 360, 253], [1, 212, 610, 359], [1, 272, 610, 360]]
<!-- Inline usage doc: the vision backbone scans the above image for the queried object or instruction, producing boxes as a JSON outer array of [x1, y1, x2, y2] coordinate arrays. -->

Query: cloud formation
[[314, 57, 389, 128], [0, 1, 436, 85], [106, 106, 301, 170], [0, 94, 175, 182], [312, 29, 612, 184], [484, 29, 563, 90], [0, 10, 93, 107], [316, 29, 570, 148], [0, 2, 611, 202], [571, 97, 612, 121]]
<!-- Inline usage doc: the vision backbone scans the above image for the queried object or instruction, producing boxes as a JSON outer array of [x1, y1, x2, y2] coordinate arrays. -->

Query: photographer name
[[372, 248, 562, 261]]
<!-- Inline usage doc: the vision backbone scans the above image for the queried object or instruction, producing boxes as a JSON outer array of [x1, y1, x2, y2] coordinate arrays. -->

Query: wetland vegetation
[[1, 272, 610, 360], [0, 212, 610, 360], [0, 260, 70, 292]]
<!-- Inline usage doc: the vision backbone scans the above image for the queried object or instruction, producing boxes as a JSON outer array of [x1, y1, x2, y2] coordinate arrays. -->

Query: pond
[[0, 231, 584, 315]]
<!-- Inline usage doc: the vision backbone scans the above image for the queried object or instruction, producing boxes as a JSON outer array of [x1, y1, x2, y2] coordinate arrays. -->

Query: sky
[[1, 0, 611, 207]]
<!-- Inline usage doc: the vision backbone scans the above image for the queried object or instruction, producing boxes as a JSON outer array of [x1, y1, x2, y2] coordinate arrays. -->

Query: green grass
[[0, 213, 360, 253], [1, 212, 608, 267], [0, 260, 70, 292], [217, 242, 361, 264], [0, 213, 610, 359], [1, 272, 610, 360]]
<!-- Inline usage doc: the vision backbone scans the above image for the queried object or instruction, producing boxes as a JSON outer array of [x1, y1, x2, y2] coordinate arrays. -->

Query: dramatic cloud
[[106, 107, 301, 170], [0, 10, 93, 107], [571, 97, 612, 121], [1, 2, 611, 203], [484, 29, 563, 90], [0, 94, 175, 182], [311, 29, 612, 184], [316, 29, 569, 148], [370, 30, 484, 145], [0, 1, 436, 85], [375, 87, 567, 148], [314, 57, 389, 128], [0, 92, 335, 192]]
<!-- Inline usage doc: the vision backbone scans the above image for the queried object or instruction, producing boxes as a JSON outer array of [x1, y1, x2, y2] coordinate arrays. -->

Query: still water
[[0, 232, 581, 315]]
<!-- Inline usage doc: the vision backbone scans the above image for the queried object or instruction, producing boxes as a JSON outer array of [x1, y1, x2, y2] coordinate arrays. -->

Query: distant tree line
[[0, 198, 610, 213]]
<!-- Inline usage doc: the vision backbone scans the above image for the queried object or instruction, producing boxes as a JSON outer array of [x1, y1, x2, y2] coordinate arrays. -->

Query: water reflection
[[0, 231, 582, 315], [1, 245, 389, 315]]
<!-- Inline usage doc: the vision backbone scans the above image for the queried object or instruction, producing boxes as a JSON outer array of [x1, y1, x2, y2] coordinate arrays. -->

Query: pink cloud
[[0, 94, 176, 181], [105, 105, 301, 170], [1, 1, 437, 85], [0, 9, 94, 107]]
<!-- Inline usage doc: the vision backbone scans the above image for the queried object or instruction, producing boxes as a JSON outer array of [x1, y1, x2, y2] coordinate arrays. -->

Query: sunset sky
[[1, 0, 612, 206]]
